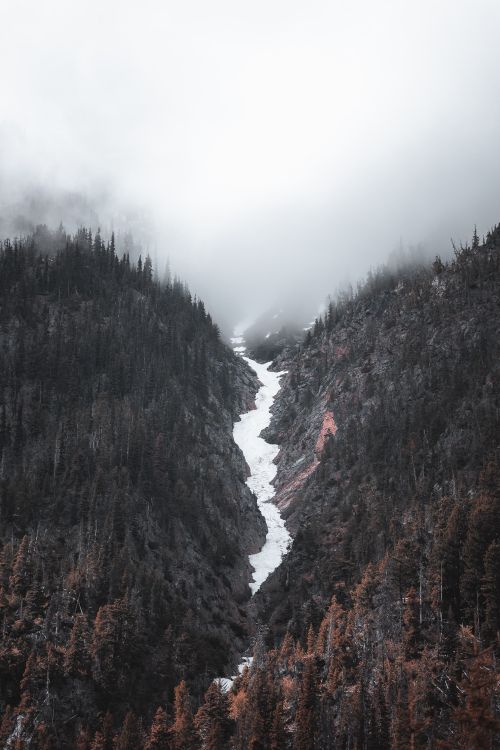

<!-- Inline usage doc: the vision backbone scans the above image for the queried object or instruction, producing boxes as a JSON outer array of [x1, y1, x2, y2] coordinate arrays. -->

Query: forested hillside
[[1, 222, 499, 749], [0, 227, 265, 748], [232, 228, 500, 748]]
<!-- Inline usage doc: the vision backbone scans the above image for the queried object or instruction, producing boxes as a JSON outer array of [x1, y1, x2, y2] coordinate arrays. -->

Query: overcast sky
[[1, 0, 500, 327]]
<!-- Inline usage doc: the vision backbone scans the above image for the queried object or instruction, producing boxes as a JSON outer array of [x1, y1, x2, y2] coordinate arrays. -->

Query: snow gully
[[218, 326, 291, 689], [230, 328, 291, 594]]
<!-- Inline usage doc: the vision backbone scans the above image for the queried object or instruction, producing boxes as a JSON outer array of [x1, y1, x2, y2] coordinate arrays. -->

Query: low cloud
[[2, 0, 500, 330]]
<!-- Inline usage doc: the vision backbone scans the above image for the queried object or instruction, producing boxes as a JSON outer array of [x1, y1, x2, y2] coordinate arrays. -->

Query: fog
[[2, 0, 500, 330]]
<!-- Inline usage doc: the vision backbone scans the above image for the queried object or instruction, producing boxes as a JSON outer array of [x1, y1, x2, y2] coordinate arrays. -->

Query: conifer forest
[[2, 1, 500, 747], [0, 224, 498, 748]]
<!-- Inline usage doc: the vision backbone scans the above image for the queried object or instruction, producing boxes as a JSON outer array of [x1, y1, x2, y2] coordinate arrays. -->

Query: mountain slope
[[1, 223, 499, 748], [0, 227, 264, 747], [231, 229, 500, 748]]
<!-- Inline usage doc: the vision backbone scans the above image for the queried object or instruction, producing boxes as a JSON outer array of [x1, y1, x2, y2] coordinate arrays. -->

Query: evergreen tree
[[194, 682, 232, 750], [171, 681, 198, 750], [145, 707, 171, 750], [113, 711, 143, 750], [64, 614, 90, 676], [294, 658, 317, 750], [481, 539, 500, 642]]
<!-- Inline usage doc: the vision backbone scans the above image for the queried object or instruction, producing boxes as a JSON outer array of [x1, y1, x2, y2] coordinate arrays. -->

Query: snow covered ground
[[219, 328, 291, 689], [218, 656, 253, 693], [230, 335, 290, 594]]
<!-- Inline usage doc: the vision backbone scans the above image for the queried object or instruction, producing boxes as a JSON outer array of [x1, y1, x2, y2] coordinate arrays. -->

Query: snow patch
[[216, 656, 254, 692]]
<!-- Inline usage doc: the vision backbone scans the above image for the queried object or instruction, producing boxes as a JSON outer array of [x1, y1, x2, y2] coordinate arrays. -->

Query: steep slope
[[225, 229, 500, 748], [260, 231, 500, 634], [2, 223, 499, 749], [0, 227, 265, 747]]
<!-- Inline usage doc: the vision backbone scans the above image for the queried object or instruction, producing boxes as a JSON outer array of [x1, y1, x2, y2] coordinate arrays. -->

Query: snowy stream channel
[[219, 326, 291, 690]]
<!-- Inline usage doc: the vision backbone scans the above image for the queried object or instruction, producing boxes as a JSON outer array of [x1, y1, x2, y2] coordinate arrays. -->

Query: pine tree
[[323, 598, 348, 695], [90, 731, 106, 750], [402, 586, 421, 659], [390, 671, 411, 750], [194, 682, 232, 750], [76, 727, 91, 750], [9, 535, 31, 597], [451, 630, 500, 748], [145, 707, 171, 750], [247, 708, 265, 750], [370, 679, 390, 750], [64, 614, 90, 676], [113, 711, 143, 750], [269, 699, 287, 750], [171, 681, 198, 750], [305, 624, 316, 655], [472, 225, 480, 250], [461, 491, 498, 625], [294, 657, 317, 750], [481, 539, 500, 643], [92, 598, 136, 692], [143, 256, 153, 286], [95, 712, 115, 750]]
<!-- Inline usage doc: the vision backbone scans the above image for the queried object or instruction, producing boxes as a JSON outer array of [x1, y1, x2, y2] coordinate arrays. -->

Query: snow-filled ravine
[[218, 326, 291, 690], [230, 329, 291, 594]]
